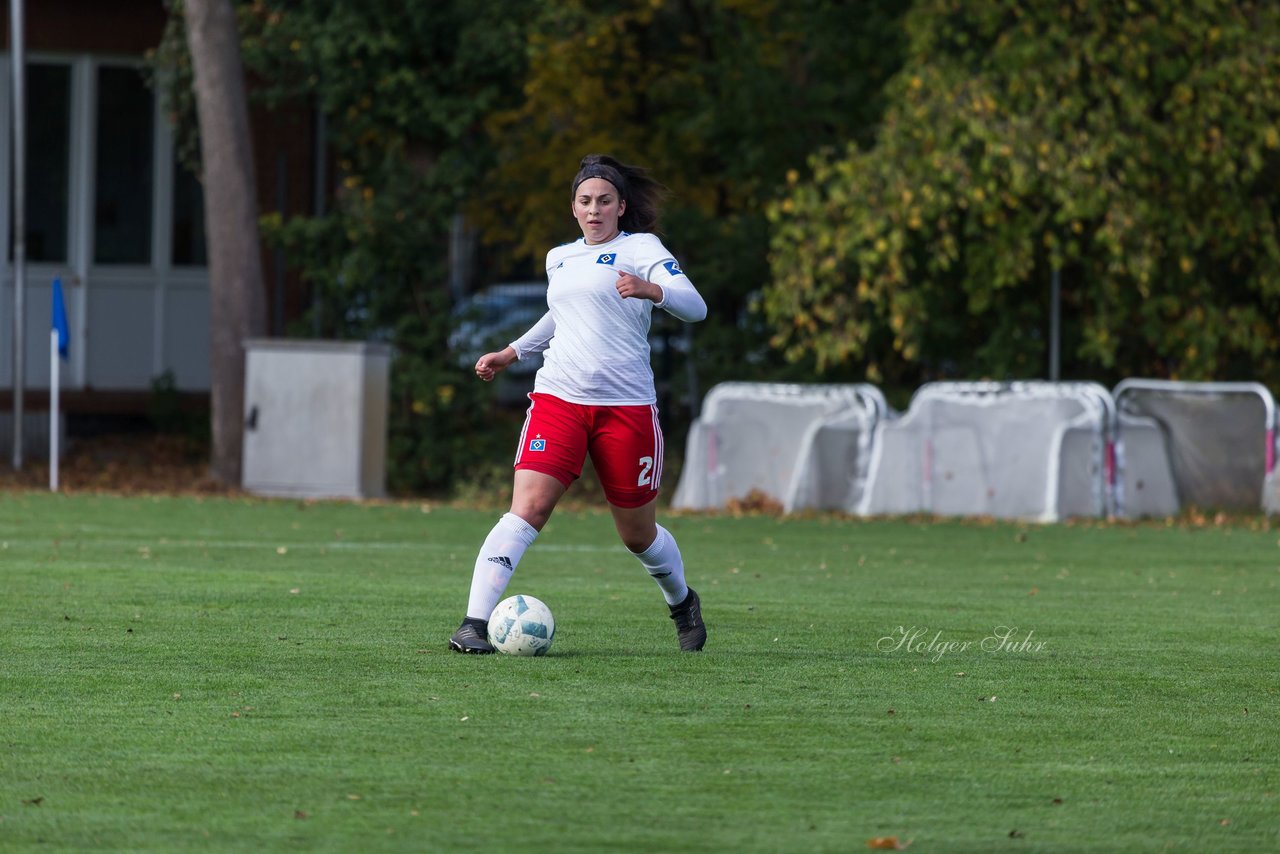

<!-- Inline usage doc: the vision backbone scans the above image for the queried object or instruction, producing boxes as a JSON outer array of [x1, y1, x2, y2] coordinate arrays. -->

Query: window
[[13, 62, 71, 262], [94, 65, 153, 264]]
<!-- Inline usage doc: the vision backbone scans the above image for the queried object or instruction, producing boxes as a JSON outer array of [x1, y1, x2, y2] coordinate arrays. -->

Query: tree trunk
[[184, 0, 266, 486]]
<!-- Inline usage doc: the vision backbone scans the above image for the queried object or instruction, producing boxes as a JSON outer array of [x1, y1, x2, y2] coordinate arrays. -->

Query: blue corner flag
[[52, 276, 69, 359]]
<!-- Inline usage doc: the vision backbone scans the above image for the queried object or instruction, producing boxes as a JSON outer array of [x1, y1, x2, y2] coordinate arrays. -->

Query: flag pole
[[50, 326, 59, 491], [50, 276, 68, 492]]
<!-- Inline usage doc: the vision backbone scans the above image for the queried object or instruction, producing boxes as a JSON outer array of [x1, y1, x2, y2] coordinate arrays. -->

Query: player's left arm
[[615, 236, 707, 323]]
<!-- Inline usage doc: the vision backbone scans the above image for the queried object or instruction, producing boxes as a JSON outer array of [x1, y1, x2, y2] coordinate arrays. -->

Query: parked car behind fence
[[448, 283, 548, 378]]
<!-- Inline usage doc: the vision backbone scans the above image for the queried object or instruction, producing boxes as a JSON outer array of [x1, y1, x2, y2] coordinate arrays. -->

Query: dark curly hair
[[570, 154, 667, 234]]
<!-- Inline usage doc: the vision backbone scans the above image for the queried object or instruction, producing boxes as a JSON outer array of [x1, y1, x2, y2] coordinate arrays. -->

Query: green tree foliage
[[242, 0, 539, 493], [154, 0, 537, 492], [767, 0, 1280, 388], [477, 0, 908, 388], [151, 0, 910, 492]]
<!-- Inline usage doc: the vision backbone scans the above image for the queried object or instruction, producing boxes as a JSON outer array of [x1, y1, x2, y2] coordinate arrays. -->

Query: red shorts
[[514, 393, 664, 508]]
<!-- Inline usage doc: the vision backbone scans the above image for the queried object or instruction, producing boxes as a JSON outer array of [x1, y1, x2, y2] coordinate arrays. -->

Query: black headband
[[573, 164, 627, 198]]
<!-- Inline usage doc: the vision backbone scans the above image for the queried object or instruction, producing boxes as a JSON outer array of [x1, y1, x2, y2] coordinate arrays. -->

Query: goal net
[[857, 382, 1114, 522], [1113, 380, 1278, 516], [672, 383, 889, 512]]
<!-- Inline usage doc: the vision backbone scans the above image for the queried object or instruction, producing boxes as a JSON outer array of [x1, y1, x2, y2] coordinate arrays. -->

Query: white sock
[[465, 513, 540, 621], [631, 525, 689, 606]]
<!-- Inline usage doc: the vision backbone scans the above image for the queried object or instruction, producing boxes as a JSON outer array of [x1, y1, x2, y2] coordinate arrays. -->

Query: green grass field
[[1, 491, 1276, 852]]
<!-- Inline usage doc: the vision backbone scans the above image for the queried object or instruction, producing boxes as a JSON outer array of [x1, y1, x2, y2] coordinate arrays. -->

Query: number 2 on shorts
[[637, 455, 654, 487]]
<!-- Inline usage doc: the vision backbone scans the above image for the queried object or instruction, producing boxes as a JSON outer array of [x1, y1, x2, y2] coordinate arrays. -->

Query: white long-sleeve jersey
[[509, 231, 706, 406]]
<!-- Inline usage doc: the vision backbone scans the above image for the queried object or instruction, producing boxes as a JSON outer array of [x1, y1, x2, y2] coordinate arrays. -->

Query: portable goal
[[1113, 380, 1278, 516], [672, 383, 888, 513], [856, 382, 1115, 522]]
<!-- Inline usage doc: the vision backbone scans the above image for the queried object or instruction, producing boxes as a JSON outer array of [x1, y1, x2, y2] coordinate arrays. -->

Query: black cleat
[[448, 618, 495, 654], [668, 587, 706, 652]]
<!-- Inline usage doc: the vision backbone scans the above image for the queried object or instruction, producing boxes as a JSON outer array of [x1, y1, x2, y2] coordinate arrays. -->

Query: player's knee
[[621, 533, 648, 553], [510, 503, 553, 531], [617, 522, 657, 554]]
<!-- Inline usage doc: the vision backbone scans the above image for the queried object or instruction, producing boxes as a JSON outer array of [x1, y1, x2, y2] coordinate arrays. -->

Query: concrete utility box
[[242, 339, 391, 499]]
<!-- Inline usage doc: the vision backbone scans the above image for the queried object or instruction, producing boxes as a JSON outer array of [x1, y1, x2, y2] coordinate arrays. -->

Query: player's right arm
[[511, 310, 556, 357], [477, 311, 557, 381], [475, 347, 517, 381]]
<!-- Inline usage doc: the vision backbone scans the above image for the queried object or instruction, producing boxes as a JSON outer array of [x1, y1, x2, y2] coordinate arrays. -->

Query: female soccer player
[[449, 154, 708, 654]]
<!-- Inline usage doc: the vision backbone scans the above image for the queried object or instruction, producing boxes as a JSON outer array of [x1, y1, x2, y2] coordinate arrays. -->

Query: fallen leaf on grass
[[21, 797, 43, 807], [1008, 829, 1024, 838], [1219, 818, 1231, 826], [294, 810, 308, 820], [866, 837, 911, 850]]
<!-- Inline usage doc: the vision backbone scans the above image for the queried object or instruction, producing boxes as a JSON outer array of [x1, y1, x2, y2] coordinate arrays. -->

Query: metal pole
[[10, 0, 26, 469], [311, 108, 326, 338], [684, 326, 699, 419], [274, 150, 286, 336], [1049, 265, 1061, 382]]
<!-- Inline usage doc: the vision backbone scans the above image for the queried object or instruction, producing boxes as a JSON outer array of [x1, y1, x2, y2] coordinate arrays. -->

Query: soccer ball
[[488, 595, 556, 656]]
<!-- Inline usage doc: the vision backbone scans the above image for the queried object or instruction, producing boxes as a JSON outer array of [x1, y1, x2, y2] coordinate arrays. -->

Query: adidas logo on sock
[[488, 556, 514, 571], [650, 571, 672, 579]]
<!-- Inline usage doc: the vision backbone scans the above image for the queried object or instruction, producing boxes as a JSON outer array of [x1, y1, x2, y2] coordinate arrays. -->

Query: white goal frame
[[856, 381, 1116, 522], [1113, 379, 1277, 516], [672, 382, 888, 512]]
